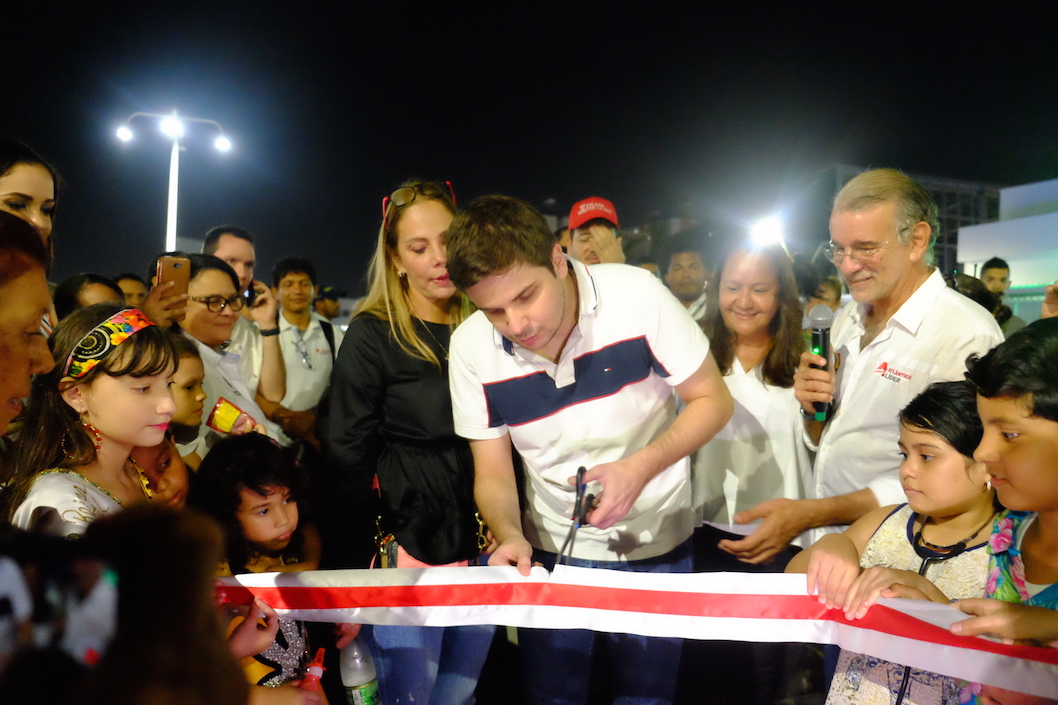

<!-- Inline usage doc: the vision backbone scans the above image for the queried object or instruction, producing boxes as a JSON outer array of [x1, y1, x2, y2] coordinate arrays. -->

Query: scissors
[[557, 466, 595, 565]]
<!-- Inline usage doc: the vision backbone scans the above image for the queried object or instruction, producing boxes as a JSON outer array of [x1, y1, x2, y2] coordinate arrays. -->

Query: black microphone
[[807, 304, 835, 422]]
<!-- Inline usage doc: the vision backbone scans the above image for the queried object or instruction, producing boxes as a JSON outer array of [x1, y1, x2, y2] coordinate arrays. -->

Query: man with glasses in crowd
[[715, 168, 1003, 564], [265, 256, 342, 450]]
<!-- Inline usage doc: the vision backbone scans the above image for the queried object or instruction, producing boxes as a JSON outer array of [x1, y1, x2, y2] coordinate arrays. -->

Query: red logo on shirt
[[874, 361, 912, 383]]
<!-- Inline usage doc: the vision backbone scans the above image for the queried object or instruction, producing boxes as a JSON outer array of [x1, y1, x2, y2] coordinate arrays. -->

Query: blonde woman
[[325, 181, 491, 705]]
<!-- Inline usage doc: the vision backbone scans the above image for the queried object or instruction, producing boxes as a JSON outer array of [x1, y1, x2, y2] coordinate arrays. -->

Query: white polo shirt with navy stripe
[[450, 258, 710, 561]]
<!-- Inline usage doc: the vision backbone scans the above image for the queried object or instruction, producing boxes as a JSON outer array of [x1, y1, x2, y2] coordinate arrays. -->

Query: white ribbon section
[[217, 566, 1058, 698]]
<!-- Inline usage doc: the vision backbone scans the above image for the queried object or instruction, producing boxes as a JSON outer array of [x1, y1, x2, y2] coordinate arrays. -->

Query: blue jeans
[[365, 622, 495, 705], [519, 541, 693, 705]]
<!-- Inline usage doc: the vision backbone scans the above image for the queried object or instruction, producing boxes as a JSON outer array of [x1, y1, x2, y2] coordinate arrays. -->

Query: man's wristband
[[260, 327, 280, 337]]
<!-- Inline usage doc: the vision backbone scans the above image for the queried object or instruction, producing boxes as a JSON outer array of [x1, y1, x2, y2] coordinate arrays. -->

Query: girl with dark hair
[[326, 180, 492, 705], [189, 434, 328, 702], [788, 380, 997, 705], [6, 303, 177, 536]]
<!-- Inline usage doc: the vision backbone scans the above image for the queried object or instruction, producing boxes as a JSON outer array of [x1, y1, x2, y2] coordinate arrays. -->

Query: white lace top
[[827, 504, 989, 705]]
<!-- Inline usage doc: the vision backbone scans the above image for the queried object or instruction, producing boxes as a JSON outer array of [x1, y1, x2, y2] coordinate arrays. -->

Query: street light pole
[[115, 110, 231, 252], [167, 138, 180, 252]]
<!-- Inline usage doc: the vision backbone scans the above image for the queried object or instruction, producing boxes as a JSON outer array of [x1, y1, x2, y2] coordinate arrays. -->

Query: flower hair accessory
[[63, 308, 155, 379]]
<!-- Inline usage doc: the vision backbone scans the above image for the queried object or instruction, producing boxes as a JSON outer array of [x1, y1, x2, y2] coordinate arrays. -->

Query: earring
[[986, 479, 993, 492], [397, 270, 406, 278], [81, 420, 102, 452]]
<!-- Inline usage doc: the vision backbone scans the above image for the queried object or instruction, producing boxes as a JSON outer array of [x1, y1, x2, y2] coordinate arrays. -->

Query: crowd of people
[[1, 135, 1057, 705]]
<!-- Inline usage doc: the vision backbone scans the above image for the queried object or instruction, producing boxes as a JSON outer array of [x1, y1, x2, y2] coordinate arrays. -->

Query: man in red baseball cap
[[568, 196, 624, 265]]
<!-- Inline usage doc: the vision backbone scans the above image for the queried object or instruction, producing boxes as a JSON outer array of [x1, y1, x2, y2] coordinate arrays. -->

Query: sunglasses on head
[[381, 181, 456, 229]]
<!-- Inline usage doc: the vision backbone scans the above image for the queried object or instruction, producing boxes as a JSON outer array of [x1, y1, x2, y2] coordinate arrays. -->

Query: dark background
[[6, 3, 1057, 292]]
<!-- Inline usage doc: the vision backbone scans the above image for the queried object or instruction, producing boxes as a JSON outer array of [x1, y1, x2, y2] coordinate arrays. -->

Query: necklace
[[914, 513, 995, 552], [417, 318, 450, 359]]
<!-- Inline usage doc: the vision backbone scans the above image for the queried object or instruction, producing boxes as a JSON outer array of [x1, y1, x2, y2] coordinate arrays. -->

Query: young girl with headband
[[6, 302, 177, 537]]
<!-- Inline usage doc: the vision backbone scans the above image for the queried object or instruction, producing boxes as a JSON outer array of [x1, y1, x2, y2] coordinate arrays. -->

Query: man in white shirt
[[719, 168, 1004, 562], [446, 195, 732, 705], [269, 256, 342, 448]]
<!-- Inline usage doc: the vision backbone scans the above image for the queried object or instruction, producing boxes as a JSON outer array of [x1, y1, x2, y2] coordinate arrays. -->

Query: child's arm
[[786, 504, 898, 609], [226, 597, 281, 660], [839, 566, 951, 620], [951, 599, 1058, 647]]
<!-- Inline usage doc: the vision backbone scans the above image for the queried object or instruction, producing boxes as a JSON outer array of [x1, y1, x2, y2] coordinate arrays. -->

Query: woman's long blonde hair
[[357, 181, 470, 366]]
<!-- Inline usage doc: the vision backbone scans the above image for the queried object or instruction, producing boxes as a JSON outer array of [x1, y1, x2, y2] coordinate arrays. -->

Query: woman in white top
[[688, 239, 809, 705]]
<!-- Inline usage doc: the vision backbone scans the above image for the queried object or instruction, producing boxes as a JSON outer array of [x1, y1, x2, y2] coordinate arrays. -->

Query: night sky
[[7, 3, 1057, 294]]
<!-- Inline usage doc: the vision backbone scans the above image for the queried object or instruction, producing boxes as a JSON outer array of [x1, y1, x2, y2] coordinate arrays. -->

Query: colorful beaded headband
[[63, 308, 155, 379]]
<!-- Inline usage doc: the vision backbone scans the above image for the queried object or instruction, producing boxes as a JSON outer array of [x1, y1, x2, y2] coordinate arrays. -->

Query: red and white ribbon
[[217, 566, 1058, 698]]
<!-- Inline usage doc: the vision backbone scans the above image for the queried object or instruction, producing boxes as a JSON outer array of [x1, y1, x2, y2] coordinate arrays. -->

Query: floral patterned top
[[960, 511, 1058, 704]]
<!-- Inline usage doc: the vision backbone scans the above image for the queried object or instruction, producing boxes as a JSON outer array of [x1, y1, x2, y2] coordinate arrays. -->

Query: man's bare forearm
[[799, 488, 879, 531]]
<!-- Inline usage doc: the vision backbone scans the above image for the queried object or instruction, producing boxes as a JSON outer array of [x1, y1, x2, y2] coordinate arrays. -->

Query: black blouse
[[325, 314, 478, 564]]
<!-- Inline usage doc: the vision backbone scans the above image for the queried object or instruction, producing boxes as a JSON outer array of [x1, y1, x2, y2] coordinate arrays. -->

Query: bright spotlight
[[160, 116, 185, 139], [751, 216, 784, 247], [116, 125, 133, 142], [214, 135, 232, 152]]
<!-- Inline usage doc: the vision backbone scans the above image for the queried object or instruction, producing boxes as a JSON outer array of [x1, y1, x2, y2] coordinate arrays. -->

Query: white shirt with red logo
[[808, 269, 1003, 542]]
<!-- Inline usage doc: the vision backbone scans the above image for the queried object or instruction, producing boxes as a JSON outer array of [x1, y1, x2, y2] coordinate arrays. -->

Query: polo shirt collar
[[279, 309, 318, 334], [848, 267, 943, 336]]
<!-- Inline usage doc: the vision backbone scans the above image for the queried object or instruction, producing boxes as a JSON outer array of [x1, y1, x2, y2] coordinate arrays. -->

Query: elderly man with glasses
[[715, 168, 1003, 566]]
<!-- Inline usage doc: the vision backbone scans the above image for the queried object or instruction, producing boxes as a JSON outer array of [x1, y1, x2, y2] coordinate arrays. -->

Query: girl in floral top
[[953, 319, 1058, 704]]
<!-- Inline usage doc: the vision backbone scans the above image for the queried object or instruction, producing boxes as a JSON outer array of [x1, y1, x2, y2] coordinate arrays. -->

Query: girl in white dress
[[6, 302, 177, 537]]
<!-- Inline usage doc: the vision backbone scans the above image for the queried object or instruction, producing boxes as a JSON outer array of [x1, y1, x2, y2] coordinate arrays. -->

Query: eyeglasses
[[187, 294, 246, 313], [821, 239, 892, 264], [293, 333, 313, 370], [381, 181, 456, 229]]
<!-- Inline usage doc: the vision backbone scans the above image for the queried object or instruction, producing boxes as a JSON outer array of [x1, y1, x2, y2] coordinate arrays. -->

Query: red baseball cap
[[569, 197, 619, 231]]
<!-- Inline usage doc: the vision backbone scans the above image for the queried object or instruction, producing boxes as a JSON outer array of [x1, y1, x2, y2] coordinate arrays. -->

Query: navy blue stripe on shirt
[[484, 336, 670, 428]]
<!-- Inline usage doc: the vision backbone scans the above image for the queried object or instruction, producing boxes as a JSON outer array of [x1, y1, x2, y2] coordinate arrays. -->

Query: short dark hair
[[965, 318, 1058, 423], [187, 253, 240, 292], [900, 380, 983, 459], [663, 230, 709, 273], [271, 256, 317, 288], [446, 195, 556, 290], [203, 226, 254, 255], [53, 273, 125, 321], [114, 272, 147, 287], [981, 257, 1009, 273]]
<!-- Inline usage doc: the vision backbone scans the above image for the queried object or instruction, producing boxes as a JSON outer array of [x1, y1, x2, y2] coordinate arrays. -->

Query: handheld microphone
[[807, 304, 835, 422]]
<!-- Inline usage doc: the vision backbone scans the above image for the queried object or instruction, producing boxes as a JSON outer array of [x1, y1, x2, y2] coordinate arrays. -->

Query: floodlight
[[750, 216, 784, 247], [116, 125, 133, 142], [214, 135, 232, 152], [160, 116, 185, 139]]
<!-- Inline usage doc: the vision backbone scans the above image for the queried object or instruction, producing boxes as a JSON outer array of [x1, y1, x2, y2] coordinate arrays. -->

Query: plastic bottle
[[299, 648, 326, 693], [340, 636, 380, 705]]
